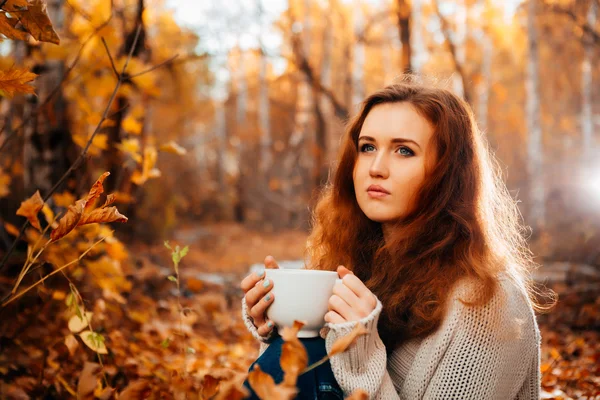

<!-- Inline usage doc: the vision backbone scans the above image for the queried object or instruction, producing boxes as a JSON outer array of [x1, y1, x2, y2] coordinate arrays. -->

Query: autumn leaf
[[279, 321, 308, 387], [83, 171, 110, 212], [328, 323, 369, 357], [9, 0, 60, 44], [131, 146, 161, 185], [118, 380, 151, 400], [247, 364, 298, 400], [77, 361, 101, 399], [159, 140, 187, 155], [16, 190, 44, 231], [201, 375, 220, 399], [80, 330, 108, 354], [102, 193, 116, 208], [0, 67, 37, 98], [68, 311, 93, 333], [0, 12, 29, 41], [116, 138, 142, 162], [50, 199, 85, 241], [345, 389, 369, 399], [3, 222, 19, 236], [122, 116, 142, 135], [64, 334, 79, 356], [52, 191, 76, 208], [77, 206, 128, 226]]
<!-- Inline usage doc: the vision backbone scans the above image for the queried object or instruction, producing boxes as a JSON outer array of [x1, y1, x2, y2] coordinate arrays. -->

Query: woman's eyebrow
[[358, 135, 421, 150]]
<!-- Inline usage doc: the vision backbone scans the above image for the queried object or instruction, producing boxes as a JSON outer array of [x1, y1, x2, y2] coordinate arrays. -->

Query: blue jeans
[[243, 336, 344, 400]]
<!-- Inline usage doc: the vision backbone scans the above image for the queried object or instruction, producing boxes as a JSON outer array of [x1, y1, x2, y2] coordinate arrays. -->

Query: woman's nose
[[369, 153, 389, 178]]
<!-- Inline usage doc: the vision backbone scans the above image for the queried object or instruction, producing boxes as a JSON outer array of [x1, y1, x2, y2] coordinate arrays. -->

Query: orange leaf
[[77, 206, 128, 226], [247, 364, 298, 400], [50, 199, 85, 241], [16, 190, 44, 231], [12, 0, 60, 44], [345, 389, 369, 399], [328, 323, 369, 357], [102, 193, 116, 208], [0, 13, 29, 41], [0, 169, 11, 197], [0, 67, 37, 98], [83, 172, 110, 212], [3, 222, 20, 236], [279, 320, 308, 387], [118, 380, 151, 400]]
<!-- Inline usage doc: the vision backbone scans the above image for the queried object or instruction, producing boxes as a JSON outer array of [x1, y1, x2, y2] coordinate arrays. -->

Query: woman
[[240, 78, 554, 399]]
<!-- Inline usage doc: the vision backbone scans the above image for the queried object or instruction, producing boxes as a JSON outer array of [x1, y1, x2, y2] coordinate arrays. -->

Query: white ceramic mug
[[265, 268, 342, 338]]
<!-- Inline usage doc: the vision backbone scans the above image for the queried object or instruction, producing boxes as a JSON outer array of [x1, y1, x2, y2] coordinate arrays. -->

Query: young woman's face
[[353, 102, 436, 224]]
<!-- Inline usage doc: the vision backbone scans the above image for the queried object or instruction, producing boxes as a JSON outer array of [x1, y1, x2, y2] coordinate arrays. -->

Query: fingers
[[264, 255, 280, 269], [324, 310, 345, 324], [328, 294, 353, 321], [240, 268, 266, 293], [256, 319, 276, 337], [248, 286, 274, 324]]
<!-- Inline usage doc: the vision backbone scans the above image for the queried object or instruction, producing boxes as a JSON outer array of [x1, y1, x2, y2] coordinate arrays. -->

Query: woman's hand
[[324, 266, 378, 324], [240, 255, 279, 337]]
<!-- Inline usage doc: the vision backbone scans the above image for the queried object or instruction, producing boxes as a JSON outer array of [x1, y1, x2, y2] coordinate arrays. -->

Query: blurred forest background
[[0, 0, 598, 398]]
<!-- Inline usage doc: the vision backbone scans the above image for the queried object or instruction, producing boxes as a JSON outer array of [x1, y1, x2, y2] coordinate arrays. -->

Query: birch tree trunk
[[526, 0, 545, 230], [411, 0, 425, 75], [352, 0, 365, 107], [396, 0, 411, 74]]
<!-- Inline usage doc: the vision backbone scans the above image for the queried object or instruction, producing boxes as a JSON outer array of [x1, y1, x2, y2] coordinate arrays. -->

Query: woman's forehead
[[360, 103, 434, 145]]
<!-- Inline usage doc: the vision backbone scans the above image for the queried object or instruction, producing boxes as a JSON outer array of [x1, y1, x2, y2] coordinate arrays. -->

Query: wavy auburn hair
[[305, 78, 554, 353]]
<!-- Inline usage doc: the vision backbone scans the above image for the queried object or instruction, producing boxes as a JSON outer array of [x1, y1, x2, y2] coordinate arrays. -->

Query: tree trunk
[[411, 0, 425, 75], [22, 0, 77, 197], [352, 0, 365, 106], [396, 0, 412, 74], [526, 0, 545, 231]]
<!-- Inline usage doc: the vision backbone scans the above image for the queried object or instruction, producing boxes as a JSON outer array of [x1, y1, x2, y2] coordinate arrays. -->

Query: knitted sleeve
[[241, 296, 278, 358], [417, 278, 541, 400], [322, 297, 401, 399]]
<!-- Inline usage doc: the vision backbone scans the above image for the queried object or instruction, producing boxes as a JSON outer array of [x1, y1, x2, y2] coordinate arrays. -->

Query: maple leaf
[[328, 323, 369, 357], [16, 190, 44, 231], [0, 12, 29, 41], [7, 0, 60, 44], [0, 67, 37, 98]]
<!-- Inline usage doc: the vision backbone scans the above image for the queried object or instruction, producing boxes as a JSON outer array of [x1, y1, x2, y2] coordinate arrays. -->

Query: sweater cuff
[[241, 297, 277, 344], [324, 297, 385, 373]]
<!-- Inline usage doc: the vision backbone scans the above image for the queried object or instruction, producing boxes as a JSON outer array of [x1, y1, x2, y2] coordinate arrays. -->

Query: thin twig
[[0, 15, 113, 153], [2, 235, 107, 307], [128, 54, 179, 79], [0, 24, 152, 273], [101, 37, 119, 79]]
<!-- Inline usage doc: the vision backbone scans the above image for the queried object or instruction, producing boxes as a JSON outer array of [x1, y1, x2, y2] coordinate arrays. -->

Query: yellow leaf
[[41, 203, 55, 227], [116, 138, 142, 162], [122, 116, 142, 135], [52, 191, 76, 208], [68, 311, 93, 333], [3, 222, 19, 236], [80, 330, 108, 354], [0, 67, 37, 98], [64, 334, 79, 356], [16, 190, 44, 231], [131, 147, 161, 185], [159, 140, 187, 156]]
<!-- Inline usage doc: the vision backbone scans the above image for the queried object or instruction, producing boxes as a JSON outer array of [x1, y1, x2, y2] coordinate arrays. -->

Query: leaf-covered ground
[[0, 223, 598, 399]]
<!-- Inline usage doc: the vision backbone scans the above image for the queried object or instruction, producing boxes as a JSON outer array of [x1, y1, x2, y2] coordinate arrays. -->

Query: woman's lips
[[367, 190, 390, 198]]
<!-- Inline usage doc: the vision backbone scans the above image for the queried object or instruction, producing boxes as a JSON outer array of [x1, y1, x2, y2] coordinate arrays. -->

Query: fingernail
[[257, 269, 265, 277], [267, 321, 273, 328], [265, 294, 271, 302], [262, 279, 270, 288]]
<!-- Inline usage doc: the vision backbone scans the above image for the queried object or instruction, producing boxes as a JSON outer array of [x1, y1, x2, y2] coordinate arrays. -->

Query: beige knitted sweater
[[241, 274, 541, 399]]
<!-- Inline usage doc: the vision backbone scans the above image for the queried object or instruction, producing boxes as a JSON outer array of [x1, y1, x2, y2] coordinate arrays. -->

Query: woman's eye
[[397, 147, 414, 156], [360, 143, 375, 152]]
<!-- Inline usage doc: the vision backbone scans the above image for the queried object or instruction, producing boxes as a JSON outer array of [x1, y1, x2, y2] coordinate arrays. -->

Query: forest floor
[[0, 222, 598, 399]]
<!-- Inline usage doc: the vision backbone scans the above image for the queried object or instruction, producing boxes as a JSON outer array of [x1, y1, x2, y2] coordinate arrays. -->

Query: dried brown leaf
[[279, 320, 308, 387], [0, 67, 37, 98], [329, 323, 369, 357], [50, 199, 85, 241], [16, 190, 43, 231], [119, 380, 151, 400], [247, 364, 297, 400], [77, 361, 101, 400], [84, 171, 110, 212], [77, 206, 128, 226]]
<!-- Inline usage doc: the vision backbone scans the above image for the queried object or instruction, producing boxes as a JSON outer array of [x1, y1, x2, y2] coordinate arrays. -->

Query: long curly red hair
[[305, 78, 555, 353]]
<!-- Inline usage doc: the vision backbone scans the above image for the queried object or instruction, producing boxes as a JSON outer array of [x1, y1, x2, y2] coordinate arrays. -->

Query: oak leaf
[[16, 189, 44, 231], [0, 67, 36, 98]]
